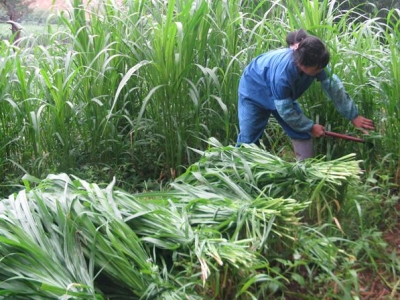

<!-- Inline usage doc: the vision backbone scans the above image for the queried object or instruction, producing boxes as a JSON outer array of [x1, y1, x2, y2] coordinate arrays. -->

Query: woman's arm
[[274, 98, 314, 132], [320, 73, 358, 121], [320, 73, 375, 131]]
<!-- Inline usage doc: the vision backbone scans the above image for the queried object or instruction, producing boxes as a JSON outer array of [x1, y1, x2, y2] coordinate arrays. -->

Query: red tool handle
[[324, 131, 365, 143]]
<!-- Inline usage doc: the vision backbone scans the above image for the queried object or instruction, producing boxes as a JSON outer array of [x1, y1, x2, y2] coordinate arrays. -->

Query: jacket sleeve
[[274, 98, 314, 133], [320, 74, 358, 121]]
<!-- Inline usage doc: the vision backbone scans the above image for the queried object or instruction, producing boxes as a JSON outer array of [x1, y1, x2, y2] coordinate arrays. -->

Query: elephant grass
[[1, 0, 399, 183], [0, 144, 366, 298]]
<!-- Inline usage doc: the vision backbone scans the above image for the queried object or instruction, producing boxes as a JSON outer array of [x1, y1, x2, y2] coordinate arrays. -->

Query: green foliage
[[339, 0, 400, 19], [1, 144, 389, 299], [1, 0, 400, 188], [0, 0, 34, 21], [1, 1, 400, 296]]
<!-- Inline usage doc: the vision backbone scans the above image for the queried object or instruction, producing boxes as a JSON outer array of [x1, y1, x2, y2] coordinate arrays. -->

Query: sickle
[[324, 131, 365, 143]]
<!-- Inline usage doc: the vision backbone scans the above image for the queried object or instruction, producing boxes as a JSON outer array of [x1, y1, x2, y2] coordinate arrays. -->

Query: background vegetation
[[0, 0, 399, 298], [1, 0, 399, 191]]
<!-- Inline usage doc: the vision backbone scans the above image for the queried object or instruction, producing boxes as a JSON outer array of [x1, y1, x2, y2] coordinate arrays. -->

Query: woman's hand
[[352, 116, 375, 133], [311, 124, 325, 137]]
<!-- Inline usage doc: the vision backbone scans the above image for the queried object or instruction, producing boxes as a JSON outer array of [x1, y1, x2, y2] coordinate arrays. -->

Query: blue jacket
[[239, 48, 358, 132]]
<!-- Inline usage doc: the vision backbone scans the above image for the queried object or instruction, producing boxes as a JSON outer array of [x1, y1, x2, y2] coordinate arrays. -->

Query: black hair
[[287, 29, 330, 69], [286, 29, 308, 46], [294, 36, 330, 68]]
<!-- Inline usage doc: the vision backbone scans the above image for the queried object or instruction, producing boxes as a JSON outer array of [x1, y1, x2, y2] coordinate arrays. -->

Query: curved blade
[[324, 131, 365, 143]]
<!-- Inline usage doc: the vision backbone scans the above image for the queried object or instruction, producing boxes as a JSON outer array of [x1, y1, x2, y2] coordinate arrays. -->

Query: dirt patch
[[357, 202, 400, 299]]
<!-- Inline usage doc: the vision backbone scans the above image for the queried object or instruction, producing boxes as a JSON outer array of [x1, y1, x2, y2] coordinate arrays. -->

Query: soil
[[357, 202, 400, 299], [284, 200, 400, 300]]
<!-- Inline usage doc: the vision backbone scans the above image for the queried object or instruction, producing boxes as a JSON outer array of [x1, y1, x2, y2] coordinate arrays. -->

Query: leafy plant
[[0, 143, 380, 299]]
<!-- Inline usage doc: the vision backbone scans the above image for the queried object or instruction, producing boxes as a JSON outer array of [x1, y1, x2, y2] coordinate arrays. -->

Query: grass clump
[[1, 141, 392, 299]]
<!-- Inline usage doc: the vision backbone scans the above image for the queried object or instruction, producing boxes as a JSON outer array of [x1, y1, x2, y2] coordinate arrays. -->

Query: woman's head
[[286, 29, 330, 71], [286, 29, 308, 47], [294, 36, 330, 69]]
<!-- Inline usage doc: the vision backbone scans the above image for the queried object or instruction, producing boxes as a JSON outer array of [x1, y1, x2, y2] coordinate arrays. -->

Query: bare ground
[[360, 209, 400, 299]]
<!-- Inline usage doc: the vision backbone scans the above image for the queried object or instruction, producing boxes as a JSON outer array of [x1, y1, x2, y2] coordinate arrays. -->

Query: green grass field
[[0, 0, 399, 298], [0, 23, 63, 44]]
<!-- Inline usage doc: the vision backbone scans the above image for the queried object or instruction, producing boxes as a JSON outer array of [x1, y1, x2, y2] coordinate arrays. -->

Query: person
[[236, 29, 375, 160]]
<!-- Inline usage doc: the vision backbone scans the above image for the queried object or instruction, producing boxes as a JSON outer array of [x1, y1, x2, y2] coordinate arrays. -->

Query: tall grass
[[0, 1, 399, 297], [0, 0, 399, 193], [0, 144, 378, 299]]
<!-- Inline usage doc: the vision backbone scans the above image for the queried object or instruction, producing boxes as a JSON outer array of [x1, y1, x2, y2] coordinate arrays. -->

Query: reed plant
[[0, 142, 376, 298], [1, 0, 399, 189], [0, 0, 399, 297]]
